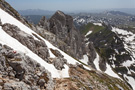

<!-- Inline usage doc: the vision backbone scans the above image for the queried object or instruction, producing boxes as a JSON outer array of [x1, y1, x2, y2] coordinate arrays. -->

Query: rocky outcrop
[[38, 16, 50, 30], [49, 49, 67, 70], [38, 11, 85, 59], [0, 44, 54, 90], [2, 23, 50, 62], [85, 42, 97, 69]]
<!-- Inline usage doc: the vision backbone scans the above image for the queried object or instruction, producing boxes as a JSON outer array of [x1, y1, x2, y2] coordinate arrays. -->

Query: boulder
[[50, 48, 63, 58], [38, 79, 45, 87], [52, 57, 67, 70]]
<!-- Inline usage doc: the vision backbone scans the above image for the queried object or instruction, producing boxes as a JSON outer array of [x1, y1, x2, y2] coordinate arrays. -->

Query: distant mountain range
[[18, 8, 135, 15], [18, 9, 55, 15]]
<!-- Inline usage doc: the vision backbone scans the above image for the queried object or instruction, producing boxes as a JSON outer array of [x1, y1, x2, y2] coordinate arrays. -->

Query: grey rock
[[3, 83, 13, 90], [9, 72, 15, 77], [50, 48, 63, 58], [3, 45, 12, 50], [85, 42, 97, 69], [38, 16, 50, 30], [38, 46, 49, 60], [31, 86, 40, 90], [5, 50, 15, 58], [0, 86, 2, 90], [0, 79, 3, 85], [4, 82, 31, 90], [0, 55, 6, 72], [38, 79, 45, 87], [52, 57, 67, 70], [99, 57, 107, 71]]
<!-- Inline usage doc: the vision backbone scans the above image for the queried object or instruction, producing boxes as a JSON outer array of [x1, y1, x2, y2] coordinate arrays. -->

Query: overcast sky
[[5, 0, 135, 11]]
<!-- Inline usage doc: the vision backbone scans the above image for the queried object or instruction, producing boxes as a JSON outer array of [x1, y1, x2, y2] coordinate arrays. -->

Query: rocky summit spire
[[48, 11, 84, 59]]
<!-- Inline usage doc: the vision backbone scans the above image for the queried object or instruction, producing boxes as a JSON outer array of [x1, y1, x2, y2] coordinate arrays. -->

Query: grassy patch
[[80, 23, 105, 35]]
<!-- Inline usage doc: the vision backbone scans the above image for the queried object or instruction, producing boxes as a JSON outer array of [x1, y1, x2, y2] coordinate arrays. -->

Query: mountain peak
[[55, 10, 65, 16]]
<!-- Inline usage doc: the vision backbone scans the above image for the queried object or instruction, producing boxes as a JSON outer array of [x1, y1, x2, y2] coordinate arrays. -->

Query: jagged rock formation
[[38, 16, 50, 31], [85, 42, 97, 69], [38, 11, 85, 59]]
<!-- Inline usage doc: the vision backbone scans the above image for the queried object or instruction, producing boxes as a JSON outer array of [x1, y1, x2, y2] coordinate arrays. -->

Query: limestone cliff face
[[38, 11, 85, 59]]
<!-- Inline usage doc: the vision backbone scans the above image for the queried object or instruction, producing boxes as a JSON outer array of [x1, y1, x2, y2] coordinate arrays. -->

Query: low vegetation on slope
[[80, 23, 105, 35]]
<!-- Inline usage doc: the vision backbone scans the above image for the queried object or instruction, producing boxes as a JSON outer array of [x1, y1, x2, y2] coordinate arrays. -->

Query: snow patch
[[124, 74, 135, 90], [122, 60, 134, 67], [93, 23, 102, 26], [114, 49, 119, 54], [93, 53, 101, 71], [77, 18, 85, 23], [116, 84, 124, 90], [105, 63, 121, 79], [79, 55, 91, 70], [85, 31, 92, 37], [80, 55, 89, 65], [58, 65, 69, 78]]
